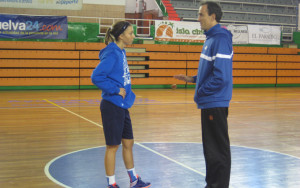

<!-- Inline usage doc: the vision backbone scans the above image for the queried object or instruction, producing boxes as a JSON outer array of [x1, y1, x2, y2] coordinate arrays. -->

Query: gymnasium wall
[[0, 41, 300, 90], [0, 1, 125, 23]]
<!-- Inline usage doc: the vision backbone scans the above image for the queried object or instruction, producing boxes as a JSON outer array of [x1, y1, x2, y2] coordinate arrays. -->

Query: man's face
[[198, 5, 215, 31]]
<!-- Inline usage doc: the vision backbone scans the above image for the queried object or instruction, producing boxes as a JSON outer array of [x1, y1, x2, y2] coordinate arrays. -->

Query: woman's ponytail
[[104, 27, 116, 45]]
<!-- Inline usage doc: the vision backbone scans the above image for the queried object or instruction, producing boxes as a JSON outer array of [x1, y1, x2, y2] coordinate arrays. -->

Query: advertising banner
[[0, 0, 82, 10], [155, 20, 206, 42], [299, 3, 300, 30], [248, 25, 281, 45], [0, 14, 68, 39], [227, 25, 248, 44]]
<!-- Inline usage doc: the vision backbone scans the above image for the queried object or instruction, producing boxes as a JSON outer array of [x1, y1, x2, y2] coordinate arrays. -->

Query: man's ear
[[211, 13, 216, 21]]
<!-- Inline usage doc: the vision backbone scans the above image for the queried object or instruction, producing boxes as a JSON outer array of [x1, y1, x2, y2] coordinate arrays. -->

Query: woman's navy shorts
[[100, 99, 134, 145]]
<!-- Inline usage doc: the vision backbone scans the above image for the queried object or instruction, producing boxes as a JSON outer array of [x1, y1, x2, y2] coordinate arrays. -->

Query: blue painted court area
[[45, 143, 300, 188]]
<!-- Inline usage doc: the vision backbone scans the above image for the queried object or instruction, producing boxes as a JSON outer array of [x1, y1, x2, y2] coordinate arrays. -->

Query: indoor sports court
[[1, 88, 300, 187], [1, 0, 300, 188]]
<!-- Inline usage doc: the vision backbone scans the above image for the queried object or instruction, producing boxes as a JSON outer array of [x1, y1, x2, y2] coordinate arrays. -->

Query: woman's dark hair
[[104, 21, 131, 45], [201, 1, 223, 23]]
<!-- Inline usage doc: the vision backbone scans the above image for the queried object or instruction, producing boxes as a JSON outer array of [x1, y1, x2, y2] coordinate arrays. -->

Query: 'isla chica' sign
[[0, 14, 68, 39], [155, 20, 206, 42]]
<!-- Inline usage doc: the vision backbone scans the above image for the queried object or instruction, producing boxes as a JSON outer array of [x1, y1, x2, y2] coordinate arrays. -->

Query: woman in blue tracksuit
[[175, 2, 233, 188], [91, 21, 151, 188]]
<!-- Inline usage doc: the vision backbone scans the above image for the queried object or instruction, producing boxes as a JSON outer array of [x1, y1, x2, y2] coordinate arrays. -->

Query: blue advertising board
[[0, 14, 68, 39]]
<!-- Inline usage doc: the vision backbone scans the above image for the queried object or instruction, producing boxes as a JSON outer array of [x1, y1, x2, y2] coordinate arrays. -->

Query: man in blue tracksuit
[[175, 2, 233, 188]]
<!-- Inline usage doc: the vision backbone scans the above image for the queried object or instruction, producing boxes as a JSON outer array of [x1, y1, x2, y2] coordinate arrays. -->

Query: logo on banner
[[252, 26, 280, 40], [0, 20, 62, 32], [0, 14, 68, 39], [248, 25, 281, 45], [156, 22, 174, 38], [227, 25, 248, 44]]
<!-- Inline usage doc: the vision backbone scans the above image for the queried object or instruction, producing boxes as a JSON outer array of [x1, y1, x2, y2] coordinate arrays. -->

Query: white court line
[[44, 99, 235, 188], [136, 143, 206, 176], [43, 99, 102, 128], [44, 146, 102, 188]]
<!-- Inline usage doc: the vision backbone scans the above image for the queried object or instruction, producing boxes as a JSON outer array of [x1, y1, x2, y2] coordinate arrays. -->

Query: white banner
[[227, 25, 248, 44], [299, 3, 300, 30], [155, 20, 206, 42], [84, 0, 125, 5], [0, 0, 83, 10], [248, 25, 281, 45]]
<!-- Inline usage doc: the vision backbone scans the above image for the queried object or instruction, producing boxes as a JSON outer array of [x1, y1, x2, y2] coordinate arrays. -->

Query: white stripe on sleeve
[[201, 51, 234, 61]]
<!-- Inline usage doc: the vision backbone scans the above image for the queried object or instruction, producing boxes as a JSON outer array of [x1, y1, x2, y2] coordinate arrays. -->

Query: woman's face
[[119, 25, 135, 45]]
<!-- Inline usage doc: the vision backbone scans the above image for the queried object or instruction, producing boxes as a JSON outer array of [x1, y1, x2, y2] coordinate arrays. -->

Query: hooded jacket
[[193, 24, 233, 109], [91, 42, 136, 109]]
